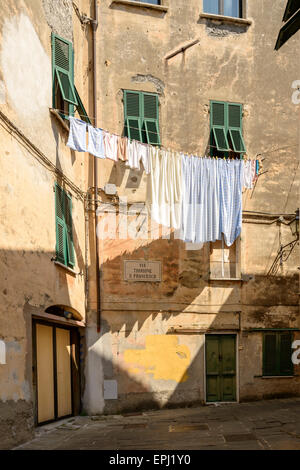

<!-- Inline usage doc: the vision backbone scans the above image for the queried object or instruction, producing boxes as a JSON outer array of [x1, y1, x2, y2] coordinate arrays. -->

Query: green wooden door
[[206, 335, 236, 402]]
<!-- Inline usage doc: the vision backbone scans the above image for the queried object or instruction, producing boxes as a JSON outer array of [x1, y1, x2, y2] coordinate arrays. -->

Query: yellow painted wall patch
[[124, 335, 191, 383]]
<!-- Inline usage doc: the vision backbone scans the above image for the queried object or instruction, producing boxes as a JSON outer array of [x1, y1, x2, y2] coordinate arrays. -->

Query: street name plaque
[[124, 260, 162, 282]]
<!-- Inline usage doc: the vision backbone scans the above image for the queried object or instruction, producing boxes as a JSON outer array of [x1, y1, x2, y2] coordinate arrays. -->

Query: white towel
[[67, 117, 87, 152], [87, 126, 105, 159], [146, 148, 182, 230], [126, 140, 140, 170], [139, 144, 151, 174], [104, 132, 118, 161]]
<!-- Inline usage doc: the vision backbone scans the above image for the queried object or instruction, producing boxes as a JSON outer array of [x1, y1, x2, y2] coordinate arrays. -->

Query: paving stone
[[168, 424, 209, 432], [15, 398, 300, 450]]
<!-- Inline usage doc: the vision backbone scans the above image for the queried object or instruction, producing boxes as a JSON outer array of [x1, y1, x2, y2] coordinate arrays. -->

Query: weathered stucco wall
[[0, 0, 92, 448], [0, 0, 298, 446], [84, 0, 299, 415]]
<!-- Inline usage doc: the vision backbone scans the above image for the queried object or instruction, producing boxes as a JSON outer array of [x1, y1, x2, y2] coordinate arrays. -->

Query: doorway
[[205, 334, 237, 402], [32, 320, 80, 425]]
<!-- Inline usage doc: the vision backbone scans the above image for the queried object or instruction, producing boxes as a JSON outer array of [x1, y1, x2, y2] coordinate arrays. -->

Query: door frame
[[32, 319, 80, 426], [203, 332, 239, 404]]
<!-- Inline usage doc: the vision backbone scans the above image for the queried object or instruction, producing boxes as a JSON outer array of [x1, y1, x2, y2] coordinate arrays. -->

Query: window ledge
[[110, 0, 168, 12], [209, 277, 243, 282], [199, 12, 252, 26], [261, 376, 295, 379], [49, 108, 70, 132], [53, 260, 77, 276]]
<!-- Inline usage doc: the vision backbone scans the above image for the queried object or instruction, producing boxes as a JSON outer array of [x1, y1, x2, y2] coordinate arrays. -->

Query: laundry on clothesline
[[146, 148, 182, 230], [87, 126, 105, 159], [66, 117, 260, 181], [66, 118, 262, 246], [147, 155, 243, 246], [67, 117, 87, 152]]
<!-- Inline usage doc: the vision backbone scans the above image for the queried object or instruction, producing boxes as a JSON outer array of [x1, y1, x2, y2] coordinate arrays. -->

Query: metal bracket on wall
[[164, 38, 200, 61], [72, 2, 95, 27]]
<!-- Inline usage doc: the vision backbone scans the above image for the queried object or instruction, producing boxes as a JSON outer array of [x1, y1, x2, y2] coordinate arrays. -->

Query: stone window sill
[[53, 259, 77, 276], [200, 12, 252, 26], [209, 277, 243, 282], [110, 0, 168, 13], [261, 376, 295, 379]]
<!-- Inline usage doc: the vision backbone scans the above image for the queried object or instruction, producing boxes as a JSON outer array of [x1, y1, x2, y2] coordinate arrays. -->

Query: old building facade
[[0, 0, 299, 448]]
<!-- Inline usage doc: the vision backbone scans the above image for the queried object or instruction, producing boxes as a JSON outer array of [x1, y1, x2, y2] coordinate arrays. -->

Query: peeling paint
[[131, 74, 165, 95]]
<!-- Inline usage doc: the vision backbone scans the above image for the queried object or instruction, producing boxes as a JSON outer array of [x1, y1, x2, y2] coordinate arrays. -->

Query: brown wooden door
[[34, 321, 79, 425], [36, 324, 55, 423], [56, 328, 72, 418]]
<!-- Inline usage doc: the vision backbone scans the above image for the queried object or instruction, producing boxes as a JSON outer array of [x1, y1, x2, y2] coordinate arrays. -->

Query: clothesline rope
[[59, 109, 258, 160]]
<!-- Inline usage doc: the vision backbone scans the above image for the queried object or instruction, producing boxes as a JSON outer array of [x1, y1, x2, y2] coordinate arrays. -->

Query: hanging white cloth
[[243, 159, 253, 189], [146, 148, 182, 230], [139, 144, 151, 175], [87, 126, 105, 159], [180, 157, 243, 246], [126, 140, 140, 170], [67, 117, 87, 152], [103, 131, 118, 161], [219, 159, 243, 246], [180, 156, 221, 244]]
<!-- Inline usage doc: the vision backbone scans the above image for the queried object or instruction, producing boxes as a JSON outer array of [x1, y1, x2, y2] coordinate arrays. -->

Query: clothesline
[[67, 117, 260, 186], [62, 111, 258, 161], [66, 117, 259, 247]]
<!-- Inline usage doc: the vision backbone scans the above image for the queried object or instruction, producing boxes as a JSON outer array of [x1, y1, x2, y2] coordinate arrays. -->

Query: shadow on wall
[[83, 224, 300, 415], [0, 211, 86, 449]]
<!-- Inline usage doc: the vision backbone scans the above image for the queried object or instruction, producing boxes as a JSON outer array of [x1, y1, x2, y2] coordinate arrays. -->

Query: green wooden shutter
[[228, 103, 246, 153], [143, 94, 160, 145], [55, 184, 67, 264], [74, 86, 91, 124], [64, 193, 75, 268], [220, 335, 236, 402], [279, 332, 293, 375], [206, 336, 221, 402], [124, 91, 142, 141], [210, 101, 230, 152], [52, 33, 78, 110], [263, 333, 277, 375]]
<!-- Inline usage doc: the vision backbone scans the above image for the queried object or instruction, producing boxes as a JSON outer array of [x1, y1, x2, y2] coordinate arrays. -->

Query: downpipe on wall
[[92, 0, 101, 333]]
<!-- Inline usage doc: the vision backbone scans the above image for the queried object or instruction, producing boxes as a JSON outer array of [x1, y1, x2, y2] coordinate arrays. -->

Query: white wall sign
[[0, 340, 6, 365], [104, 380, 118, 400], [124, 260, 162, 282]]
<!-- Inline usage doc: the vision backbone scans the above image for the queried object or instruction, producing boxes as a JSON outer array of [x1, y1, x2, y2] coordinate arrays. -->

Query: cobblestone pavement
[[15, 398, 300, 450]]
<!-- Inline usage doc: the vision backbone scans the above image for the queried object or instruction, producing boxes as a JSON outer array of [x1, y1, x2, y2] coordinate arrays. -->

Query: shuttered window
[[52, 33, 91, 124], [210, 100, 246, 156], [55, 184, 75, 268], [124, 90, 160, 145], [52, 34, 77, 116], [263, 331, 294, 376]]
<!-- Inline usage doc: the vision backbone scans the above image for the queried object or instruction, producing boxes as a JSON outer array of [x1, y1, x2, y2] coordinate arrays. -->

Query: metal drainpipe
[[92, 0, 101, 333]]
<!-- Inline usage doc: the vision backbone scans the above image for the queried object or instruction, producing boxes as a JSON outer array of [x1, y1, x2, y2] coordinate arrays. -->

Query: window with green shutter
[[263, 331, 294, 376], [210, 100, 246, 157], [55, 183, 75, 268], [51, 33, 91, 124], [124, 90, 160, 145]]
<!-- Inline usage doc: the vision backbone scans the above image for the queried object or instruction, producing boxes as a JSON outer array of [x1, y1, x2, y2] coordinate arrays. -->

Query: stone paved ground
[[15, 398, 300, 450]]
